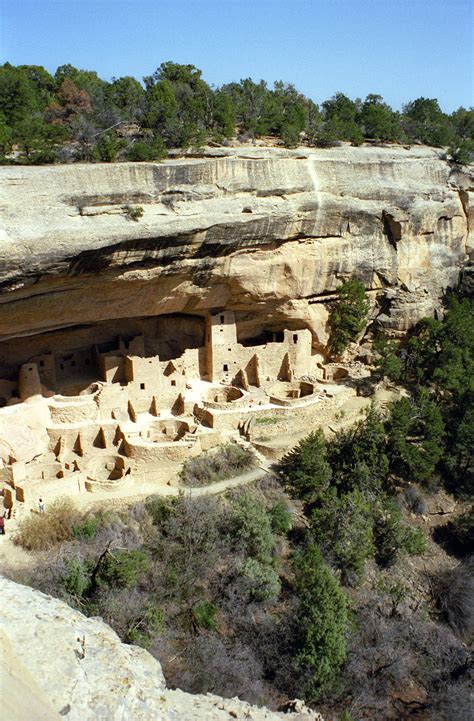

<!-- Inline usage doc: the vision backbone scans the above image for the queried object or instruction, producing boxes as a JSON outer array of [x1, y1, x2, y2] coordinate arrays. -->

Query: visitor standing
[[0, 515, 5, 535], [38, 498, 45, 515]]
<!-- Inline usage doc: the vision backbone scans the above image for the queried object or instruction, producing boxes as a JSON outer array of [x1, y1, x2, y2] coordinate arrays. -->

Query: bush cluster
[[376, 293, 473, 498], [13, 498, 81, 551], [179, 443, 256, 486]]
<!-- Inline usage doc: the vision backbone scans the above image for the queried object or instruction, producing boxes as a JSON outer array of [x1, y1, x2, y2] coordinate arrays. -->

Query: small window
[[85, 358, 90, 366], [223, 364, 229, 372], [71, 361, 76, 367], [60, 363, 64, 370], [171, 380, 176, 386], [293, 334, 298, 344], [140, 382, 145, 390], [220, 315, 225, 324], [39, 360, 45, 367]]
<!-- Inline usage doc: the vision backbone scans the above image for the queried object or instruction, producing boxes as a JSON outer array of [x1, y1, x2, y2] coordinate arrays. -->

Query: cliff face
[[0, 577, 323, 721], [0, 145, 472, 354]]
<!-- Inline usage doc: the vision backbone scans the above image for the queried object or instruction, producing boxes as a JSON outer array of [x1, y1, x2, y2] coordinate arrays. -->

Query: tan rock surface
[[0, 146, 471, 348], [0, 577, 324, 721]]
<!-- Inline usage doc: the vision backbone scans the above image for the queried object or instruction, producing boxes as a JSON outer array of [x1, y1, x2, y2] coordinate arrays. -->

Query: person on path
[[38, 498, 45, 515], [0, 515, 5, 535]]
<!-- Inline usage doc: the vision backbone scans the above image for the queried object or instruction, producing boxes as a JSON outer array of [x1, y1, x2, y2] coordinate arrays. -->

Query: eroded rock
[[0, 577, 324, 721], [0, 146, 471, 346]]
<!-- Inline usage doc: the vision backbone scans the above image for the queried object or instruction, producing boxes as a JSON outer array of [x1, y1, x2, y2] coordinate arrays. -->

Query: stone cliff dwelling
[[1, 145, 468, 507], [0, 309, 355, 503]]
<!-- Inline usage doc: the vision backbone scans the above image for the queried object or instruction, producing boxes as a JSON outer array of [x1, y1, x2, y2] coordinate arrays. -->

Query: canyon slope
[[1, 145, 472, 353]]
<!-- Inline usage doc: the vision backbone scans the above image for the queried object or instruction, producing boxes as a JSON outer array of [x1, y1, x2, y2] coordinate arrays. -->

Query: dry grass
[[13, 498, 81, 551]]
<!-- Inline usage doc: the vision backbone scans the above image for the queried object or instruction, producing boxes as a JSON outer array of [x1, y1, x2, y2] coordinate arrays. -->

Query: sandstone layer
[[0, 577, 323, 721], [0, 145, 472, 356]]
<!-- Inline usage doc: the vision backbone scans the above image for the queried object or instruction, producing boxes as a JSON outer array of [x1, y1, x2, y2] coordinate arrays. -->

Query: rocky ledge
[[0, 577, 323, 721], [0, 145, 472, 350]]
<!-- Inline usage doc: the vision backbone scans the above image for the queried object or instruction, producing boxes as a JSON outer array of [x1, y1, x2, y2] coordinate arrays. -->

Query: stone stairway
[[235, 435, 271, 470]]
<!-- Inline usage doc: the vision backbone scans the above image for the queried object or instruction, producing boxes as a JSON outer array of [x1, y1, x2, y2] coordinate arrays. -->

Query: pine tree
[[277, 429, 332, 503], [293, 543, 348, 698], [328, 280, 370, 356]]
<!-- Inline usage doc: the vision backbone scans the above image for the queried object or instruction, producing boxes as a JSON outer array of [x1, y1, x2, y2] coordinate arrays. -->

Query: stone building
[[0, 308, 352, 502]]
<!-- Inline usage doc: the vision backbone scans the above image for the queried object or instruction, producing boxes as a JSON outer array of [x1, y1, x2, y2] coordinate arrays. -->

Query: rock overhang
[[0, 144, 471, 344]]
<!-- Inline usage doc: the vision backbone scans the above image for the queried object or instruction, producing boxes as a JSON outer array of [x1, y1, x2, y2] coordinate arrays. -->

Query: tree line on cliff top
[[0, 60, 472, 165]]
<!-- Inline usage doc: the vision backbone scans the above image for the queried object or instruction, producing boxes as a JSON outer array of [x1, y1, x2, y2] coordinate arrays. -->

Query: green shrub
[[448, 506, 474, 556], [145, 496, 174, 526], [372, 335, 402, 380], [328, 279, 370, 356], [269, 502, 292, 534], [13, 498, 81, 551], [386, 389, 445, 483], [277, 428, 332, 503], [448, 137, 474, 165], [231, 491, 276, 565], [255, 416, 279, 425], [240, 558, 281, 602], [72, 514, 102, 539], [293, 543, 348, 698], [339, 713, 355, 721], [193, 601, 218, 630], [373, 496, 426, 567], [123, 205, 144, 221], [403, 526, 428, 556], [328, 404, 388, 495], [310, 488, 374, 585], [180, 443, 255, 486], [127, 605, 165, 647], [62, 558, 91, 598], [101, 549, 150, 588], [126, 138, 167, 161], [92, 131, 124, 162]]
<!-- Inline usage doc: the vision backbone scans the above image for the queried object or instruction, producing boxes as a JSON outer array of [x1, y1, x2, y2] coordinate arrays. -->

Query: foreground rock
[[0, 577, 323, 721]]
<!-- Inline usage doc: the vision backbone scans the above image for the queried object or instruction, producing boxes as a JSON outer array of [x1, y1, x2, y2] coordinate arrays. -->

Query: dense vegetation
[[373, 292, 474, 498], [1, 61, 472, 164]]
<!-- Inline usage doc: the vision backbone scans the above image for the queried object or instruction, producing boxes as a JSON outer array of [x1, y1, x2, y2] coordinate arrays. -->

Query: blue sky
[[1, 0, 472, 112]]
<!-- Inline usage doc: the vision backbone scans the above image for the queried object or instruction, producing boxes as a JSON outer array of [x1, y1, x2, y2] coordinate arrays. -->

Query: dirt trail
[[0, 464, 270, 570]]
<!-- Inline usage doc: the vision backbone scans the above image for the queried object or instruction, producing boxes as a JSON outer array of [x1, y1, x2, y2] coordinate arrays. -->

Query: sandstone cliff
[[0, 577, 323, 721], [0, 146, 472, 353]]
